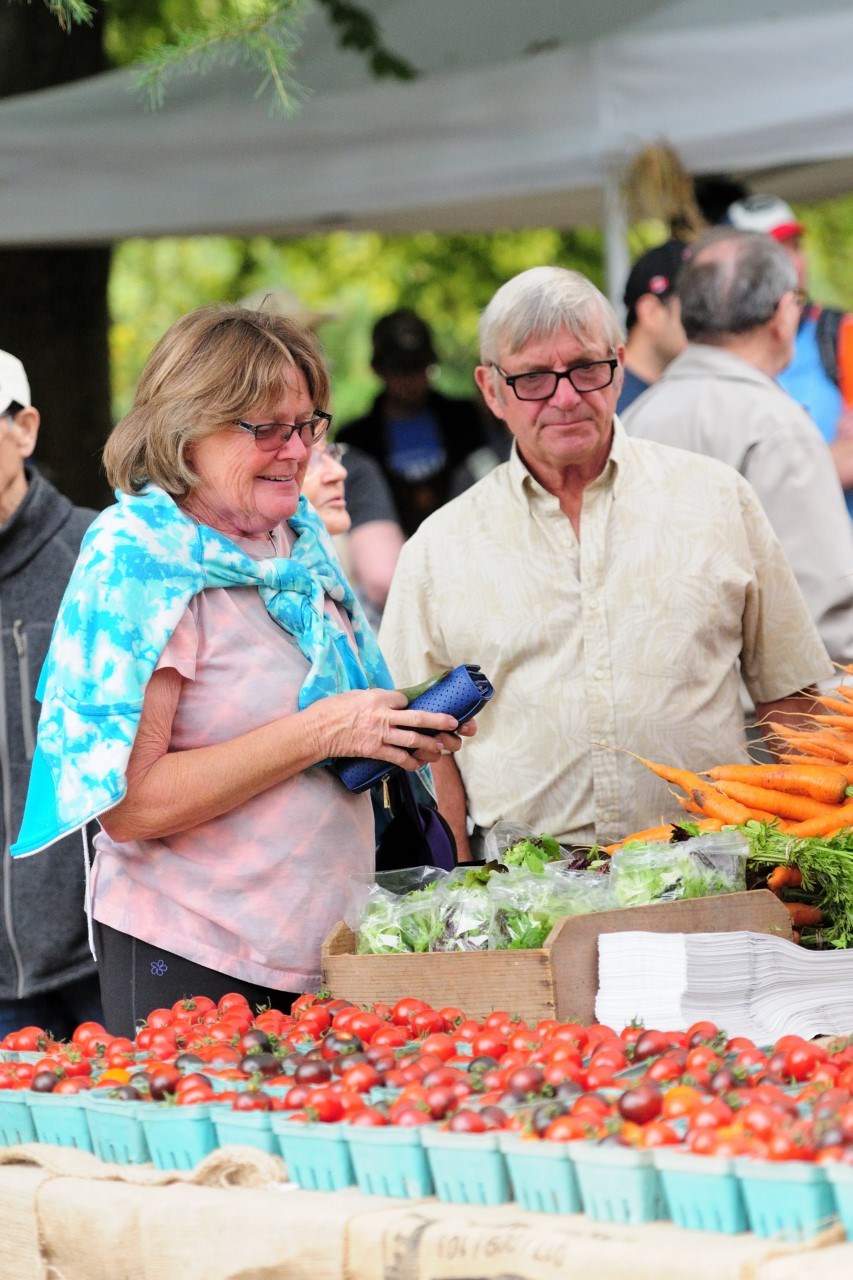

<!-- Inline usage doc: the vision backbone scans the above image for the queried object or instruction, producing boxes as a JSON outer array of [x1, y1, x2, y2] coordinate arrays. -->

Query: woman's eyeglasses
[[235, 410, 332, 452], [306, 441, 344, 474]]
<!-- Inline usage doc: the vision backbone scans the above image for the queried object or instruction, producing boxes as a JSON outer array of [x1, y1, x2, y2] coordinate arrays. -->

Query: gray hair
[[479, 266, 624, 364], [678, 228, 797, 342]]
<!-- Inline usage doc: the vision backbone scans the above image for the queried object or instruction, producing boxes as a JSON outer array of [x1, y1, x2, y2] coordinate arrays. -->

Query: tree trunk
[[0, 3, 112, 510]]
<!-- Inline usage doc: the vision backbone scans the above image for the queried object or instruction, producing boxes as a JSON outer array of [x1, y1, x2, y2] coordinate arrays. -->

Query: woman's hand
[[306, 688, 474, 772]]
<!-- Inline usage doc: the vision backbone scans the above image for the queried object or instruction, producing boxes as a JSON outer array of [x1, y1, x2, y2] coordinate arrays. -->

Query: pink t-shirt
[[91, 525, 375, 992]]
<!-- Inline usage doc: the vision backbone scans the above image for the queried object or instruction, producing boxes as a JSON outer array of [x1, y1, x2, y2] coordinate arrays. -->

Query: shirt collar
[[507, 418, 624, 507]]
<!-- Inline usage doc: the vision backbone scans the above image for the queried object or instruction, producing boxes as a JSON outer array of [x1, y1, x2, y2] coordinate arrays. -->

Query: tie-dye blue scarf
[[12, 483, 393, 858]]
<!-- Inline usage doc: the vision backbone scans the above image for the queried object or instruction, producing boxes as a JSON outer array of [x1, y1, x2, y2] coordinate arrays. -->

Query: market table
[[2, 1143, 853, 1280]]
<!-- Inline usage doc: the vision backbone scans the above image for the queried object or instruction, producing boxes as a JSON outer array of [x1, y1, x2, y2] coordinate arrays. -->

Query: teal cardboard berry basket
[[345, 1124, 433, 1199], [569, 1141, 667, 1225], [140, 1103, 218, 1170], [212, 1105, 277, 1155], [735, 1158, 837, 1240], [499, 1132, 582, 1215], [823, 1159, 853, 1238], [28, 1092, 94, 1153], [421, 1128, 511, 1206], [0, 1090, 36, 1145], [270, 1117, 355, 1190], [84, 1094, 151, 1165], [654, 1149, 748, 1234]]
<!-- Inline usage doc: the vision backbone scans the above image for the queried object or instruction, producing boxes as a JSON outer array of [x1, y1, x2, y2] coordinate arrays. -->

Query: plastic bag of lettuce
[[609, 830, 750, 908]]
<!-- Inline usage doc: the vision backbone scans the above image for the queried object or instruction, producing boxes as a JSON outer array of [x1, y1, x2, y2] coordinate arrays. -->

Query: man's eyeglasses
[[306, 441, 344, 474], [235, 410, 332, 452], [492, 360, 618, 401]]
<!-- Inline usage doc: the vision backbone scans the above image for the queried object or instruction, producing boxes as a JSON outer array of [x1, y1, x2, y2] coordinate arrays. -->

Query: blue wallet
[[331, 663, 495, 793]]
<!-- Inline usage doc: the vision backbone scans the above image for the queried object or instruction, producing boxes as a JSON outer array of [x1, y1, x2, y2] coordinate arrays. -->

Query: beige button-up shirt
[[623, 344, 853, 667], [379, 422, 832, 847]]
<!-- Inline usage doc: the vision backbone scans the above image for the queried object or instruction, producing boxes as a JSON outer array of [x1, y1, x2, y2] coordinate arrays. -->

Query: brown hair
[[103, 305, 331, 496]]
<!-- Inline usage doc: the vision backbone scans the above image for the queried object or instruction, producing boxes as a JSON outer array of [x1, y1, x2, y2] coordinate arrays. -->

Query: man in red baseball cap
[[727, 194, 853, 517]]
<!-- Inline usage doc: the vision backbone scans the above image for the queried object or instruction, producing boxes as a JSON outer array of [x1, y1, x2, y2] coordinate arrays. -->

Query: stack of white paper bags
[[595, 930, 853, 1041]]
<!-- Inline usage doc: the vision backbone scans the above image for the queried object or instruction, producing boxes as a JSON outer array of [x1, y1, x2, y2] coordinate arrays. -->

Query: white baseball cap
[[726, 194, 805, 243], [0, 350, 30, 414]]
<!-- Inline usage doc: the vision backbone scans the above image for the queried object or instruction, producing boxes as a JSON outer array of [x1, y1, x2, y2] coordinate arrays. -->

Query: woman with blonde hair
[[13, 305, 472, 1034]]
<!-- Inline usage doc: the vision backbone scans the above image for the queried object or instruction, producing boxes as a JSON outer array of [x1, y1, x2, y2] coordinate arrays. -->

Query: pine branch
[[43, 0, 94, 31], [133, 1, 306, 116], [40, 0, 417, 112]]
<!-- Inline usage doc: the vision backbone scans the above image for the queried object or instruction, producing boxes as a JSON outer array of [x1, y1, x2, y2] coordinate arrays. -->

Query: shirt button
[[589, 599, 599, 610], [594, 669, 604, 680]]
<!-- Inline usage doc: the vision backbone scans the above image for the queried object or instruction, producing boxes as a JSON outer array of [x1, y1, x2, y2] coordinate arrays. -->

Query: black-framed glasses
[[235, 409, 332, 452], [493, 359, 618, 401]]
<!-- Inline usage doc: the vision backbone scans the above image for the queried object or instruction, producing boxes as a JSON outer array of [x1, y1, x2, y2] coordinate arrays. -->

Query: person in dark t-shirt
[[338, 310, 491, 536], [617, 239, 689, 415]]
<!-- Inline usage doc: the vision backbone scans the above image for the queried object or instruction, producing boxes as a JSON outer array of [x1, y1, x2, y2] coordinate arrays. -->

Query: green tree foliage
[[109, 227, 605, 423]]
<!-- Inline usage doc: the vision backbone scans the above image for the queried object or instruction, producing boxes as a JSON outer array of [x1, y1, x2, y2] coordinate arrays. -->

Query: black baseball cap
[[371, 309, 438, 372], [623, 239, 690, 329]]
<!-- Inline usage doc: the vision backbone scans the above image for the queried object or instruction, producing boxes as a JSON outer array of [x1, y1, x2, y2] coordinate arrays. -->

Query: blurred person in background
[[726, 195, 853, 518], [623, 227, 853, 675], [616, 239, 689, 413], [0, 350, 103, 1040], [301, 438, 404, 629], [338, 308, 497, 536]]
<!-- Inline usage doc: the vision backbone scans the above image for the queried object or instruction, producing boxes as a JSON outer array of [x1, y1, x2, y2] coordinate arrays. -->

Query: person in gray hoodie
[[0, 350, 103, 1042]]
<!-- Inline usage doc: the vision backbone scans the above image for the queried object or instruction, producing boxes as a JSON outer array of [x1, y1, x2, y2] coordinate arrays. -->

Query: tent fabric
[[1, 0, 853, 247]]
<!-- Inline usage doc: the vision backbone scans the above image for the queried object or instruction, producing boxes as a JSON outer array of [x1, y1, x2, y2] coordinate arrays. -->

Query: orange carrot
[[816, 695, 853, 715], [711, 780, 839, 823], [677, 796, 704, 816], [767, 724, 853, 763], [602, 824, 675, 855], [787, 799, 853, 838], [782, 902, 822, 928], [707, 763, 848, 806], [689, 786, 759, 825], [767, 865, 802, 892], [630, 757, 709, 794], [778, 753, 853, 782], [812, 715, 853, 732]]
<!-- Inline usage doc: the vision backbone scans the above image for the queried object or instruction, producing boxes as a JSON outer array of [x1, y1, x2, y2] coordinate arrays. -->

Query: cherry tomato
[[447, 1108, 487, 1133], [340, 1063, 381, 1094], [349, 1108, 388, 1126], [410, 1009, 446, 1039], [470, 1032, 508, 1060], [617, 1084, 663, 1126], [391, 998, 429, 1026], [304, 1087, 344, 1123]]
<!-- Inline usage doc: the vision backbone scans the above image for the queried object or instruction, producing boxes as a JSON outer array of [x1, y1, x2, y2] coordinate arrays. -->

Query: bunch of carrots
[[605, 741, 853, 937], [607, 756, 853, 848]]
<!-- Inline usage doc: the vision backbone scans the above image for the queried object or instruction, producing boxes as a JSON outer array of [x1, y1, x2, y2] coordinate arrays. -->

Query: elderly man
[[379, 267, 833, 856], [0, 350, 102, 1038], [726, 195, 853, 517], [623, 228, 853, 673]]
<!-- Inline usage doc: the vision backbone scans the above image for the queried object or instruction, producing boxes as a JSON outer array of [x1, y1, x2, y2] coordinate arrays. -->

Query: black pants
[[94, 921, 299, 1039]]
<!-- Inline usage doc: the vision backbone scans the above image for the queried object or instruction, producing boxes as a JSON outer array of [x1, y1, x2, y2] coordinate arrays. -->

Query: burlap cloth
[[1, 1143, 852, 1280]]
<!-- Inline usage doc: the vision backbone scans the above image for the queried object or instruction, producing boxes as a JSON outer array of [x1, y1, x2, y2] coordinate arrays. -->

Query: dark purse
[[373, 771, 457, 873]]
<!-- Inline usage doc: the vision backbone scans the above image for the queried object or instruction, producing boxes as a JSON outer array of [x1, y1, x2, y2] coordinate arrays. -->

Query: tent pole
[[603, 170, 630, 322]]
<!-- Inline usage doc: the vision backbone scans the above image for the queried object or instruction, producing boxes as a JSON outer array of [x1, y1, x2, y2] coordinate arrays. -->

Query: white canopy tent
[[2, 0, 853, 298]]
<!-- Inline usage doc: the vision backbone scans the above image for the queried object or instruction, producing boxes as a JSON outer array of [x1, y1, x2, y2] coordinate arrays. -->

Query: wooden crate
[[321, 890, 792, 1024]]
